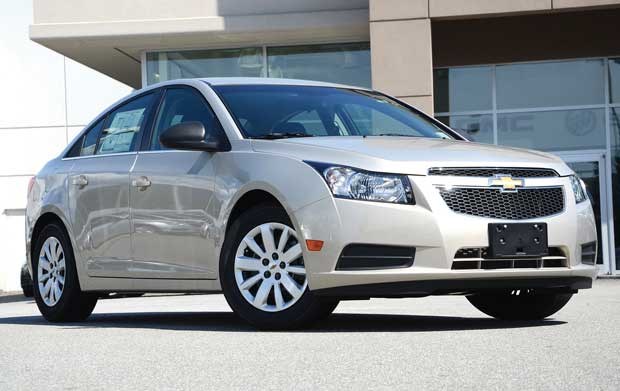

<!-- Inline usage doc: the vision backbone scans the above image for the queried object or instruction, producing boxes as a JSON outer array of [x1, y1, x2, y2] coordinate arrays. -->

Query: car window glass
[[97, 94, 153, 155], [277, 110, 328, 136], [151, 88, 220, 150], [81, 120, 103, 156]]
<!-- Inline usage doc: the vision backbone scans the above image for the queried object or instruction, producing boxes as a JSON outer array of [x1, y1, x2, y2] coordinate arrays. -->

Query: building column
[[369, 0, 434, 115]]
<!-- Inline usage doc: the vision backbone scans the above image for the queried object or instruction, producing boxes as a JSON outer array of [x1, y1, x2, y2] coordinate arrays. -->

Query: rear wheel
[[33, 223, 98, 322], [467, 289, 573, 320], [220, 206, 329, 330]]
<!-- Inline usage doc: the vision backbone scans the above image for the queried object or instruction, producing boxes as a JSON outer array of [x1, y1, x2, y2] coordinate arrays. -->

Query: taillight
[[28, 176, 35, 195]]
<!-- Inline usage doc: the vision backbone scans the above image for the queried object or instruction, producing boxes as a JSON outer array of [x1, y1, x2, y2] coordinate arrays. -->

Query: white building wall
[[0, 1, 132, 292]]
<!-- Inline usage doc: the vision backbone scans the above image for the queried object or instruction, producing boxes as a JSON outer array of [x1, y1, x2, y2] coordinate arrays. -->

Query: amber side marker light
[[306, 240, 324, 251]]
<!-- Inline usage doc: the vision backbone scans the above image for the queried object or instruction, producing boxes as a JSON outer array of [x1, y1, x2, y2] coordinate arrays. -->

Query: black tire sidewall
[[220, 206, 323, 329]]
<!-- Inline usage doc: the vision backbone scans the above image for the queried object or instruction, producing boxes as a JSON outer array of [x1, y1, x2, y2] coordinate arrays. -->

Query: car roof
[[146, 77, 371, 91]]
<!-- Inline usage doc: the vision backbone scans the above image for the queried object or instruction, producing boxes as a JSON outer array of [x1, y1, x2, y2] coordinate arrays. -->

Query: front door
[[557, 151, 612, 274], [129, 86, 224, 279]]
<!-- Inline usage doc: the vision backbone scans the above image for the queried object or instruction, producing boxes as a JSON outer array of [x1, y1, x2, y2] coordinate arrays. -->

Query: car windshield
[[212, 84, 453, 140]]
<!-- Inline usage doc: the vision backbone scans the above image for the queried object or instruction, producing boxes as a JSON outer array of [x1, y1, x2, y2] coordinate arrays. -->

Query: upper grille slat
[[428, 167, 559, 178], [439, 187, 564, 220]]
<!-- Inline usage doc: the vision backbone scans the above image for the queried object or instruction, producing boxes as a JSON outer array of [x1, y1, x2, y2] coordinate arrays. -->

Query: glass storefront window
[[496, 59, 605, 109], [267, 43, 370, 88], [433, 66, 492, 113], [611, 108, 620, 269], [609, 58, 620, 104], [497, 109, 605, 151], [436, 114, 493, 144], [146, 48, 264, 85], [145, 43, 370, 88]]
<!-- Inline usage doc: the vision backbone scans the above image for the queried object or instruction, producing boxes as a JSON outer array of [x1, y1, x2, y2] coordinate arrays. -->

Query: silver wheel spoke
[[281, 274, 302, 299], [42, 279, 52, 296], [260, 224, 276, 254], [287, 266, 306, 275], [43, 243, 53, 263], [253, 280, 273, 307], [39, 258, 51, 271], [57, 274, 65, 286], [282, 243, 302, 264], [277, 227, 289, 252], [54, 283, 62, 302], [53, 242, 62, 262], [274, 283, 284, 310], [235, 256, 262, 271], [239, 273, 262, 290], [244, 237, 266, 258]]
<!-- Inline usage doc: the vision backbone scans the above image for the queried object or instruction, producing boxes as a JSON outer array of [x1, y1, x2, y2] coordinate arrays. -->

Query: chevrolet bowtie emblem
[[489, 175, 524, 191]]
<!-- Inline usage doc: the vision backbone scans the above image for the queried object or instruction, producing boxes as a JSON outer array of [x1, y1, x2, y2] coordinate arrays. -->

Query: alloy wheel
[[234, 222, 307, 312], [37, 237, 66, 306]]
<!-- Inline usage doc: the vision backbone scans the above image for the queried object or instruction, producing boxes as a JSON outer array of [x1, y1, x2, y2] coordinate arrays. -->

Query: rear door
[[129, 86, 225, 279], [67, 91, 159, 277]]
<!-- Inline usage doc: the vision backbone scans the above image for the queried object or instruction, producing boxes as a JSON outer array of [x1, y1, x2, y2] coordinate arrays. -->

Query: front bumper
[[293, 174, 598, 293]]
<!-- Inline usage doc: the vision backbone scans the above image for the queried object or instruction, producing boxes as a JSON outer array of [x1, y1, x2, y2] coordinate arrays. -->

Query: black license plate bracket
[[488, 223, 548, 258]]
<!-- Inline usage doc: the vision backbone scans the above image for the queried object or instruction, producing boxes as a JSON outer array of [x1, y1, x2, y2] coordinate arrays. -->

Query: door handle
[[132, 176, 151, 190], [71, 175, 88, 188]]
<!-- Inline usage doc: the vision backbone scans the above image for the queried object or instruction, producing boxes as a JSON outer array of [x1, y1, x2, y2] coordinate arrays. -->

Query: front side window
[[97, 93, 154, 155], [150, 87, 221, 150], [213, 85, 452, 140]]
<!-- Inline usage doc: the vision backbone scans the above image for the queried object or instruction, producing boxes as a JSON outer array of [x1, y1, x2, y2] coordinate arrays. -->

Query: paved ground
[[0, 280, 618, 391]]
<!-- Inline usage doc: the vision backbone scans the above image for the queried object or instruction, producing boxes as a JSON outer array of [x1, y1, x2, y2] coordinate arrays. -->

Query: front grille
[[452, 247, 568, 270], [439, 187, 564, 219], [428, 167, 559, 178]]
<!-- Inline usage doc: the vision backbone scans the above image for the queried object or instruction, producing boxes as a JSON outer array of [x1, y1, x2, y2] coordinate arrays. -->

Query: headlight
[[306, 162, 414, 204], [569, 175, 588, 204]]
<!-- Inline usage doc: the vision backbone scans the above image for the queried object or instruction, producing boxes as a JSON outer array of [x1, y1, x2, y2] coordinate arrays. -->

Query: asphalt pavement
[[1, 280, 619, 390]]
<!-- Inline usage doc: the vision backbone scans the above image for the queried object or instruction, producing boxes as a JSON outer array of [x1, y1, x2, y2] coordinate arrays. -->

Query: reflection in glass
[[146, 48, 265, 85], [611, 108, 620, 269], [433, 67, 493, 113], [497, 109, 605, 151], [267, 43, 370, 88], [436, 114, 493, 144], [566, 161, 603, 265], [610, 58, 620, 103], [496, 59, 605, 109]]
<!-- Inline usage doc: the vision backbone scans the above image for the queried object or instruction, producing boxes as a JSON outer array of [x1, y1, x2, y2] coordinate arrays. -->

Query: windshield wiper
[[376, 133, 421, 137], [250, 132, 314, 140]]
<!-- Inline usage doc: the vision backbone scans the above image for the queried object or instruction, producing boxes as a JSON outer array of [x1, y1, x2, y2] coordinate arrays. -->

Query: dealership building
[[2, 0, 619, 291]]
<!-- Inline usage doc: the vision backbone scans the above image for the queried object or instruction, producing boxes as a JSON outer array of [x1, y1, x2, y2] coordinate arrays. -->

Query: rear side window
[[150, 87, 221, 150], [97, 93, 154, 155]]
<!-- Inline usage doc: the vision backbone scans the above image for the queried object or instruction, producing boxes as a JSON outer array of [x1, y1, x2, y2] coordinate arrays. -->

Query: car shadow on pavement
[[0, 311, 565, 332]]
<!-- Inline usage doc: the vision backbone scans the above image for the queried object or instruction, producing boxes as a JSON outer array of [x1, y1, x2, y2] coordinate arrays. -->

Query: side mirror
[[159, 121, 230, 151]]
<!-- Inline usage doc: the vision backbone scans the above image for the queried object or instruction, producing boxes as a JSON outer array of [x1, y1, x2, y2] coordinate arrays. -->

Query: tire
[[220, 205, 329, 330], [467, 289, 573, 321], [20, 265, 34, 298], [32, 222, 98, 322]]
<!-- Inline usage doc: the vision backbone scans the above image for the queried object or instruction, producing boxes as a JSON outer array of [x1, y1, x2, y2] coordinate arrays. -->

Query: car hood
[[250, 136, 572, 176]]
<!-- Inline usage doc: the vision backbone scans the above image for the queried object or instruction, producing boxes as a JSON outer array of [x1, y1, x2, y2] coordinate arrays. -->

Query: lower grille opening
[[581, 242, 597, 265], [452, 247, 567, 270], [336, 244, 415, 271]]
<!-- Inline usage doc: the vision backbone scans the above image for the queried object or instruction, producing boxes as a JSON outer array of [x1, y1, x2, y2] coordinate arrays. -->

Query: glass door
[[557, 152, 611, 274]]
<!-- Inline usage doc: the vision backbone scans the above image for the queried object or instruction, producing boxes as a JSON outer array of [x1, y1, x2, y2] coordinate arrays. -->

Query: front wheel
[[220, 206, 329, 330], [467, 289, 573, 320]]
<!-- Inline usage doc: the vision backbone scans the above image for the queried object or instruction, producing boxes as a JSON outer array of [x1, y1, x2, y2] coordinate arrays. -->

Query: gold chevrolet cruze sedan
[[26, 78, 597, 329]]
